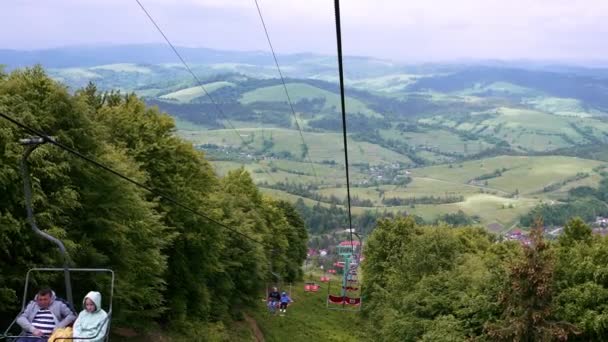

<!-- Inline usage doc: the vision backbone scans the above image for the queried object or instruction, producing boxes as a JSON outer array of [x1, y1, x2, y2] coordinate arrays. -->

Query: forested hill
[[0, 66, 307, 338]]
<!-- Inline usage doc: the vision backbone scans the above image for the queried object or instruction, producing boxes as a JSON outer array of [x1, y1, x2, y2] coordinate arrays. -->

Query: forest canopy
[[0, 66, 307, 336]]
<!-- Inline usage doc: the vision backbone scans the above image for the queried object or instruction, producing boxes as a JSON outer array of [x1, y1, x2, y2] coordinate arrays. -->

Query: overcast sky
[[2, 0, 607, 62]]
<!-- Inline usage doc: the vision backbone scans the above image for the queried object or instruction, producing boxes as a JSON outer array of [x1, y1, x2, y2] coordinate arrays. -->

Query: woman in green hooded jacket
[[73, 291, 108, 342]]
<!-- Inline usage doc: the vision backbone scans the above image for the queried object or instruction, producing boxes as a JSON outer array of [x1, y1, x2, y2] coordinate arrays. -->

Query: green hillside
[[159, 81, 235, 103], [419, 108, 608, 152], [90, 63, 153, 73], [410, 155, 604, 193], [240, 83, 381, 118], [182, 128, 412, 166]]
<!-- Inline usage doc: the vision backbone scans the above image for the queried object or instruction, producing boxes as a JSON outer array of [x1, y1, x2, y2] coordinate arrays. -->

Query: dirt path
[[244, 313, 265, 342]]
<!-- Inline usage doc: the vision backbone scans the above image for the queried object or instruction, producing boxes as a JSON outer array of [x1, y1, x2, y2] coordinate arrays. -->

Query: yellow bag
[[48, 327, 73, 342]]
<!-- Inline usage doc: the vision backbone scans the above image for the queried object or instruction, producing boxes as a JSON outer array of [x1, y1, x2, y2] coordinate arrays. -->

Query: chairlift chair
[[1, 138, 115, 341], [2, 268, 115, 342], [304, 282, 320, 292], [325, 232, 363, 312]]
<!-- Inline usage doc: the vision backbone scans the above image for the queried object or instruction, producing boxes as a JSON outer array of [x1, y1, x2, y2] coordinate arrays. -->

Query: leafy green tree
[[558, 217, 592, 247], [420, 315, 466, 342], [363, 218, 505, 341], [486, 219, 576, 341], [215, 168, 271, 313], [276, 200, 308, 282], [553, 229, 608, 340]]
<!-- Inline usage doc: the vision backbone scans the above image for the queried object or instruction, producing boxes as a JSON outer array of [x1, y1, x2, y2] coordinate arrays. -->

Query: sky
[[1, 0, 608, 63]]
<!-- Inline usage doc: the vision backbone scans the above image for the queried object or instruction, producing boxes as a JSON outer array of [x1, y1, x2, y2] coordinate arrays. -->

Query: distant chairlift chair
[[326, 233, 363, 311]]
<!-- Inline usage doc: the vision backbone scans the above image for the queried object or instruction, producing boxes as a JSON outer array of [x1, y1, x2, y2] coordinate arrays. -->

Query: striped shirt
[[32, 309, 55, 336]]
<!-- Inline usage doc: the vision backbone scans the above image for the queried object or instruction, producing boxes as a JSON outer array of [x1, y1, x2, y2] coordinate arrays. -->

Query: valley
[[6, 45, 608, 233]]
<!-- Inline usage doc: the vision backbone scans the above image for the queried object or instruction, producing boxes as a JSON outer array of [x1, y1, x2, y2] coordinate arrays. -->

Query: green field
[[174, 117, 212, 131], [523, 97, 591, 117], [350, 73, 420, 93], [385, 177, 482, 198], [212, 160, 368, 187], [51, 67, 102, 80], [260, 188, 331, 206], [413, 150, 448, 163], [218, 120, 283, 129], [316, 187, 383, 204], [212, 154, 605, 230], [410, 155, 604, 191], [240, 83, 381, 118], [458, 81, 538, 96], [314, 181, 536, 226], [257, 183, 536, 229], [345, 194, 539, 228], [209, 153, 608, 230], [317, 179, 482, 207], [212, 161, 322, 185], [267, 159, 370, 184], [487, 157, 603, 194], [90, 63, 153, 73], [133, 88, 165, 97], [420, 107, 608, 151], [159, 81, 235, 103], [184, 128, 412, 166], [547, 172, 603, 199], [380, 128, 494, 156]]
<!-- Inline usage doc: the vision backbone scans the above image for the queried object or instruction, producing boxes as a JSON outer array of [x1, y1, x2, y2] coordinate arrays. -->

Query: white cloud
[[1, 0, 607, 62]]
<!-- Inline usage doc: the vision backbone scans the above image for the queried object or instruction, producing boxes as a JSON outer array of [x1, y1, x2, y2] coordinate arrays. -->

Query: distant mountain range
[[3, 44, 608, 78], [0, 44, 277, 68]]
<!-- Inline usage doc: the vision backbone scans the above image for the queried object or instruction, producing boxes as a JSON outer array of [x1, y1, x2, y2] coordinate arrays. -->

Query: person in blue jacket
[[279, 291, 293, 313]]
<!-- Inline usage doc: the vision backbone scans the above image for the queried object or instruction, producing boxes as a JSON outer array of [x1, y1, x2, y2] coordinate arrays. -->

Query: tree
[[86, 90, 225, 323], [486, 218, 576, 341], [363, 218, 502, 341], [552, 223, 608, 340], [276, 200, 308, 282], [420, 315, 466, 342], [558, 217, 592, 247]]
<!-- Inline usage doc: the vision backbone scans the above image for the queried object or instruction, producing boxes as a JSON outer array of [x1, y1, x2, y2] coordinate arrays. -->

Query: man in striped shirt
[[16, 288, 76, 342]]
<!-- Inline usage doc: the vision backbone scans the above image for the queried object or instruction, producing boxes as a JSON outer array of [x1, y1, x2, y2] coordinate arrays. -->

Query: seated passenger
[[16, 288, 76, 342], [73, 291, 108, 342]]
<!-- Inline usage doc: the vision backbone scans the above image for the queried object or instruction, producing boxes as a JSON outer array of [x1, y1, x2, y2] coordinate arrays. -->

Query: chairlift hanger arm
[[21, 141, 69, 260], [20, 138, 74, 306]]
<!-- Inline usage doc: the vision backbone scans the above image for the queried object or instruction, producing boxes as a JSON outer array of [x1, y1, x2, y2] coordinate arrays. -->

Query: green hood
[[83, 291, 102, 313]]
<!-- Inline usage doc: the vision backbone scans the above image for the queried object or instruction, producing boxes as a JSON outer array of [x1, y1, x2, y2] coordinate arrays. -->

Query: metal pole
[[341, 254, 350, 298], [20, 137, 73, 306], [326, 279, 330, 309], [354, 232, 363, 264]]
